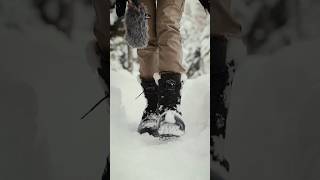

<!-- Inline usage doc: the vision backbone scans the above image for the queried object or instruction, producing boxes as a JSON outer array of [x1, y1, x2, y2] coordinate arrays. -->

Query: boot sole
[[138, 128, 159, 137]]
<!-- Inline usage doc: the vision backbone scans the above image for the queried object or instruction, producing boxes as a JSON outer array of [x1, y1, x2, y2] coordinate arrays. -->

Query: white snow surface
[[110, 70, 210, 180], [226, 39, 320, 180]]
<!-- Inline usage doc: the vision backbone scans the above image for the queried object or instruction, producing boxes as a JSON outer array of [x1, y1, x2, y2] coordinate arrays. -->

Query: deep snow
[[110, 70, 210, 180]]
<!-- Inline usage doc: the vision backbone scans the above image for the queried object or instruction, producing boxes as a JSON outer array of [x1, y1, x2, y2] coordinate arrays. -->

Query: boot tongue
[[164, 110, 176, 123], [165, 79, 177, 90], [159, 80, 181, 109]]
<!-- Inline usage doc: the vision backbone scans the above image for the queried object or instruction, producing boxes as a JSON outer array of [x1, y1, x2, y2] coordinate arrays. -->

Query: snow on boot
[[155, 72, 185, 138], [137, 78, 159, 136]]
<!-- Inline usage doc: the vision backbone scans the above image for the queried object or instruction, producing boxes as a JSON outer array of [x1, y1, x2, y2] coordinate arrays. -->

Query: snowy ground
[[226, 39, 320, 180], [110, 70, 210, 180]]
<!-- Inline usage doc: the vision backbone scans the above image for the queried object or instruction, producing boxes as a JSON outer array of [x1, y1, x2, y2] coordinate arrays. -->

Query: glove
[[116, 0, 143, 17], [116, 0, 127, 17]]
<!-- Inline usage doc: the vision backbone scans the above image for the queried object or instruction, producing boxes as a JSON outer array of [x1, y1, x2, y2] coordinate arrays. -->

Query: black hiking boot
[[155, 72, 185, 138], [137, 78, 159, 136]]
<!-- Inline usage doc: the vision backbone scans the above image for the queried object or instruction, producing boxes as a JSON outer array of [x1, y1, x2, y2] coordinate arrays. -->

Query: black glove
[[116, 0, 127, 17], [116, 0, 143, 17], [131, 0, 140, 7]]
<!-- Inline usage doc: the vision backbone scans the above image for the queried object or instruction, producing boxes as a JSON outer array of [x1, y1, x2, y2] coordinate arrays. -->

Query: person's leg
[[136, 0, 160, 136], [157, 0, 186, 74], [137, 0, 158, 79], [211, 0, 243, 176], [153, 0, 186, 137]]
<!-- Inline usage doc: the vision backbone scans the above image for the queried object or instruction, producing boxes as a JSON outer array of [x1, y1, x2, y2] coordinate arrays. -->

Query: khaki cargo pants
[[93, 0, 241, 78]]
